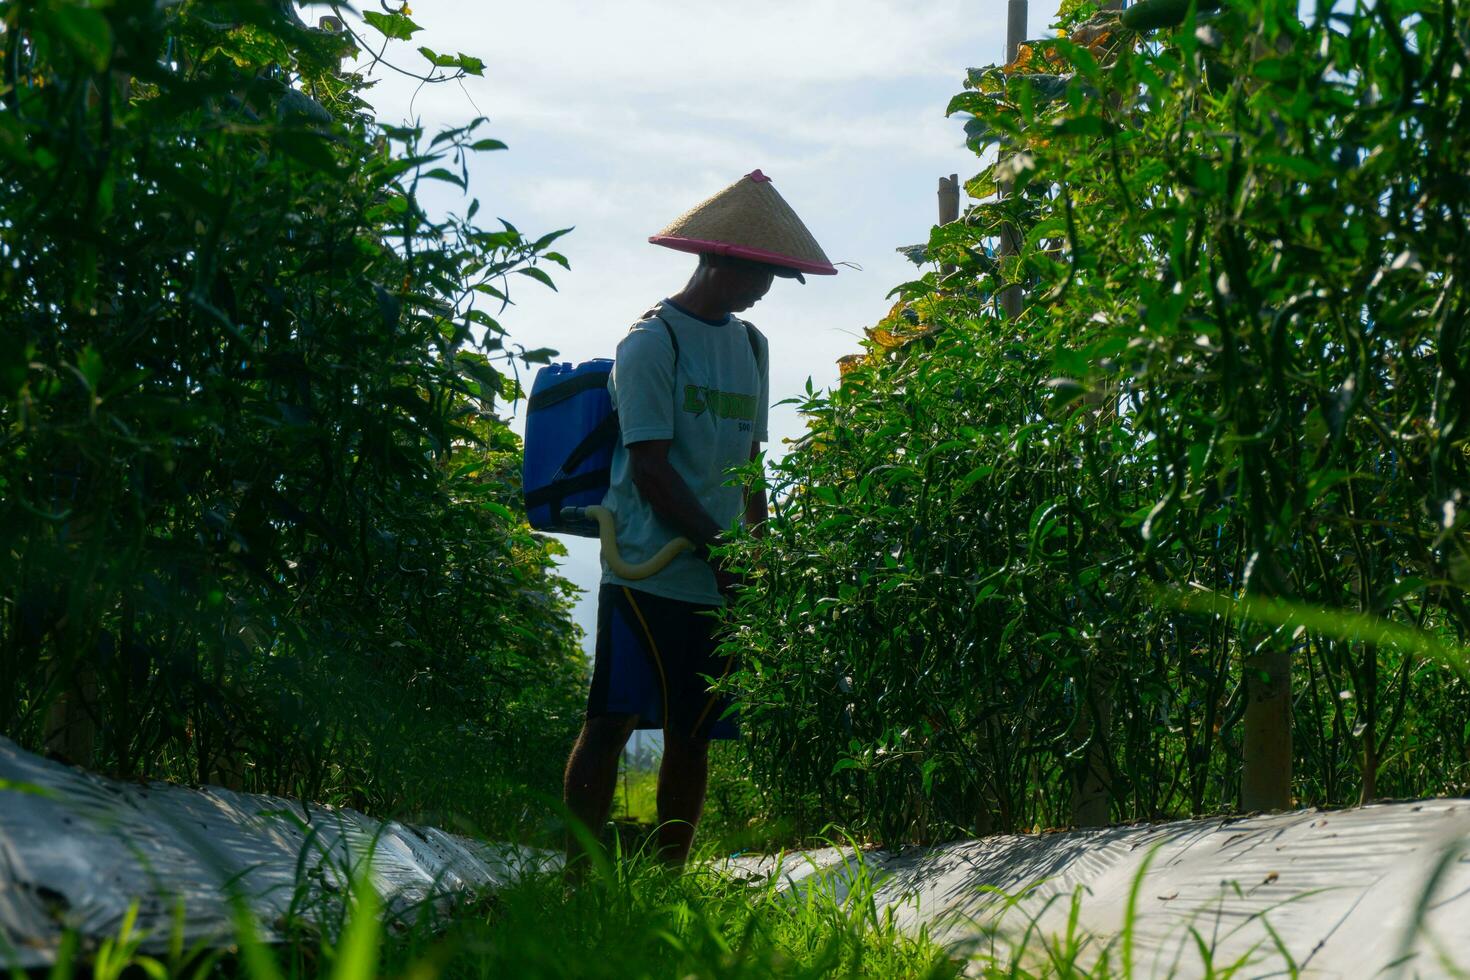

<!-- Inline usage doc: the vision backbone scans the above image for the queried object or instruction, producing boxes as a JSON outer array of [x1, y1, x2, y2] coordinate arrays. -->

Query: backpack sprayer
[[521, 308, 756, 581], [521, 353, 683, 577]]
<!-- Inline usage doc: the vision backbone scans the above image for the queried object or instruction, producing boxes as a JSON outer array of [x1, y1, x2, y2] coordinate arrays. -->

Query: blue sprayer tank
[[521, 359, 617, 537]]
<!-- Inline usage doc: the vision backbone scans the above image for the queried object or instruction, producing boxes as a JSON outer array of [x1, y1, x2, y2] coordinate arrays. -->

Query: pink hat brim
[[649, 235, 839, 275]]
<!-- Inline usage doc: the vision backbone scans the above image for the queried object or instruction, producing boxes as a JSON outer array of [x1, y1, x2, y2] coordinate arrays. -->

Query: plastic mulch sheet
[[0, 737, 554, 968], [5, 733, 1468, 975], [730, 803, 1470, 977]]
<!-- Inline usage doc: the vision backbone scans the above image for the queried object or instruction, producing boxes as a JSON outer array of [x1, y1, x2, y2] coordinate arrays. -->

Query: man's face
[[728, 266, 775, 312], [713, 260, 776, 312]]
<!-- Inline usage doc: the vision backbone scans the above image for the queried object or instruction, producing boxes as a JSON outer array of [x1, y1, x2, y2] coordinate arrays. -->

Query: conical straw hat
[[650, 170, 837, 276]]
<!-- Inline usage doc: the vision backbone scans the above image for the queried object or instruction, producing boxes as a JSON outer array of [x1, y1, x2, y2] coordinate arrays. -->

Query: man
[[562, 170, 836, 866]]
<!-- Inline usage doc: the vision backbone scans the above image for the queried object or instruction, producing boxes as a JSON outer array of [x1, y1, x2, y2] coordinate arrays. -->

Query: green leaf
[[963, 116, 995, 144], [1051, 115, 1107, 137], [456, 53, 485, 76], [207, 24, 291, 68], [1305, 469, 1354, 505], [330, 871, 381, 980], [230, 901, 285, 980], [421, 167, 466, 187], [958, 465, 994, 489], [963, 164, 998, 201], [146, 165, 223, 214], [947, 91, 993, 116], [372, 284, 401, 331], [1014, 72, 1077, 103], [76, 345, 104, 389], [45, 5, 114, 72], [0, 334, 30, 397], [417, 45, 459, 68], [1043, 377, 1086, 404], [518, 266, 557, 290], [1120, 0, 1221, 33], [273, 130, 340, 173], [363, 11, 423, 40], [0, 111, 31, 165], [532, 228, 573, 250], [456, 353, 503, 399], [896, 243, 929, 265], [1252, 153, 1330, 180], [465, 309, 503, 331]]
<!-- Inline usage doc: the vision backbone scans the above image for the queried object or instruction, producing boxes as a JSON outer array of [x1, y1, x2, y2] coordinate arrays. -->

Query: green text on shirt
[[683, 385, 757, 423]]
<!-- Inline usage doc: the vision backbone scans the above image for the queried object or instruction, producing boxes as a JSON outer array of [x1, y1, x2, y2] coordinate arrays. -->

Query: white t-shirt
[[600, 299, 769, 605]]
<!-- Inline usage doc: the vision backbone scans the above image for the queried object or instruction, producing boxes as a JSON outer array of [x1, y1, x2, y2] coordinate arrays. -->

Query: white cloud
[[419, 0, 993, 92]]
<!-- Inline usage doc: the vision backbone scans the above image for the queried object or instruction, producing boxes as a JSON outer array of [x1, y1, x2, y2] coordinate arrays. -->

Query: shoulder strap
[[736, 318, 760, 368], [657, 315, 681, 366]]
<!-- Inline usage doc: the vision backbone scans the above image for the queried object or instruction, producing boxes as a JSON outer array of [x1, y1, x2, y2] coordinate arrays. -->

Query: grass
[[26, 849, 958, 979], [611, 763, 660, 826], [20, 813, 1467, 979]]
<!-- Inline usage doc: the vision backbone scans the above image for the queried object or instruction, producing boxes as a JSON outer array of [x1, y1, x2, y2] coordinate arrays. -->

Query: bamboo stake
[[937, 173, 960, 275], [1006, 0, 1028, 62], [998, 0, 1028, 320]]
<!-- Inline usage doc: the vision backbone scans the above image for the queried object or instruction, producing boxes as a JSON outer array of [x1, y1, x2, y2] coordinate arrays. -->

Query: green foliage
[[723, 0, 1470, 843], [0, 0, 583, 831], [612, 761, 659, 824]]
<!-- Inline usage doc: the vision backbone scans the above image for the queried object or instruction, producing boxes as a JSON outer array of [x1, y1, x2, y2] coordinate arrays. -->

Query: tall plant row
[[0, 0, 584, 831], [723, 0, 1470, 844]]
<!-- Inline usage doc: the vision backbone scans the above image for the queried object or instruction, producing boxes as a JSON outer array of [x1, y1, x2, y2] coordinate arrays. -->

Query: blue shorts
[[587, 585, 738, 740]]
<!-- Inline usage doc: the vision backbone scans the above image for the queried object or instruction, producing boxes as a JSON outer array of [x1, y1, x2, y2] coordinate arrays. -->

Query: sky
[[326, 0, 1043, 652]]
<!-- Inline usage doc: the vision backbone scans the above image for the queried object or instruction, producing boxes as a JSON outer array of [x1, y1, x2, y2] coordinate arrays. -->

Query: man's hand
[[693, 535, 745, 596], [713, 565, 745, 596], [710, 544, 748, 596]]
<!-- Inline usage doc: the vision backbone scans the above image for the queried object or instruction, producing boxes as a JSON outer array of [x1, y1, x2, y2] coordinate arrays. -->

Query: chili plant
[[0, 0, 583, 832], [722, 0, 1470, 844]]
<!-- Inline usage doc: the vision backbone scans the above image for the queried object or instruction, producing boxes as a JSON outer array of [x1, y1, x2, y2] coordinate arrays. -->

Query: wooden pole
[[937, 173, 960, 275], [938, 174, 960, 225], [998, 0, 1028, 319], [1006, 0, 1028, 62], [1237, 26, 1298, 818]]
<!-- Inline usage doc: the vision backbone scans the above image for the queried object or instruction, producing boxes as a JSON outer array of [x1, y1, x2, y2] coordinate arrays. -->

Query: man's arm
[[627, 439, 723, 552]]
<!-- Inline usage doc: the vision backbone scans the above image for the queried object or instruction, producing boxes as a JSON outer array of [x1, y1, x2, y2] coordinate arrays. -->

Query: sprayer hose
[[575, 504, 693, 580]]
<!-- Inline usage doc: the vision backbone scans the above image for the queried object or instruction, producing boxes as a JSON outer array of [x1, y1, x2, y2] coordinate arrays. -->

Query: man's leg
[[564, 713, 637, 868], [656, 731, 710, 864]]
